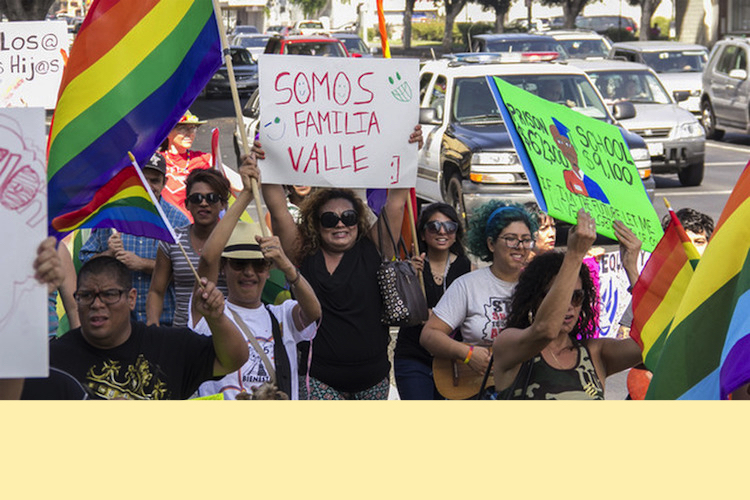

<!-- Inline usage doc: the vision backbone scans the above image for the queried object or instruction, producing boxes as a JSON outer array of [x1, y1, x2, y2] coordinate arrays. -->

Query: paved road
[[188, 95, 750, 399]]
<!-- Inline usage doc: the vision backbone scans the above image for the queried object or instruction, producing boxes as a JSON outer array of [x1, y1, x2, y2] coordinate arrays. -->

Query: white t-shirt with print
[[193, 300, 316, 400], [432, 266, 516, 346]]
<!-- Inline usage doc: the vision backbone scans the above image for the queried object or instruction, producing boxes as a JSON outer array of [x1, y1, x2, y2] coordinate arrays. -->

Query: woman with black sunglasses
[[393, 203, 471, 399], [488, 210, 642, 400], [146, 169, 230, 327], [251, 125, 424, 400]]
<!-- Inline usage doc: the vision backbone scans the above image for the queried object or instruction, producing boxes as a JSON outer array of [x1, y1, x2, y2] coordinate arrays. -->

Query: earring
[[528, 310, 534, 324]]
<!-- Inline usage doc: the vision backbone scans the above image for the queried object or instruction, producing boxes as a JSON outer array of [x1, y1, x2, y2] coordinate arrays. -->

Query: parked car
[[266, 25, 290, 36], [571, 59, 706, 186], [577, 16, 637, 35], [506, 17, 551, 32], [701, 36, 750, 140], [415, 55, 654, 223], [546, 30, 612, 59], [609, 41, 708, 116], [263, 35, 349, 56], [331, 33, 372, 57], [232, 25, 259, 36], [292, 20, 328, 36], [470, 33, 568, 59], [231, 33, 270, 59], [203, 47, 258, 98]]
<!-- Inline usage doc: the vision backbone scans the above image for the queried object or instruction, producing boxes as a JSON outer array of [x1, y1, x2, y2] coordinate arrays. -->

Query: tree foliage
[[0, 0, 55, 20], [627, 0, 664, 40], [288, 0, 327, 19], [471, 0, 512, 32], [538, 0, 601, 29]]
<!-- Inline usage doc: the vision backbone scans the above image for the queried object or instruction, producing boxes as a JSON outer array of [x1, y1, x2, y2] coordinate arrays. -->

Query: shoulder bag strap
[[227, 307, 277, 386], [265, 305, 292, 398], [379, 210, 401, 260]]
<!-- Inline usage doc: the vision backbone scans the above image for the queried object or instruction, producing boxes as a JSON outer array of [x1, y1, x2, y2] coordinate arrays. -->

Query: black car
[[203, 47, 258, 98], [470, 33, 568, 59]]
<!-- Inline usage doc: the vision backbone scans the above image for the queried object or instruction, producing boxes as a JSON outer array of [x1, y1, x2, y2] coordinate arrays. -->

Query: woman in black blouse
[[394, 203, 471, 399]]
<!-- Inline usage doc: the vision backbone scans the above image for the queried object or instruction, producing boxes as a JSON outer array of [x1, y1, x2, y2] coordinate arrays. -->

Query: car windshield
[[558, 39, 610, 58], [484, 39, 568, 57], [501, 74, 610, 119], [283, 41, 347, 56], [234, 36, 269, 48], [300, 22, 324, 29], [588, 70, 671, 104], [229, 49, 255, 66], [340, 38, 368, 54], [640, 50, 708, 73]]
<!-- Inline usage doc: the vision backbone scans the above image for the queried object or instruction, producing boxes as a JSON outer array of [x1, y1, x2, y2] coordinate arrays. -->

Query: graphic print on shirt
[[482, 296, 510, 341], [85, 355, 168, 400], [240, 336, 275, 387]]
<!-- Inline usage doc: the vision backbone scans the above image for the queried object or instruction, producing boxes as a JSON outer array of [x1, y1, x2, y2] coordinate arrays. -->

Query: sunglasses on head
[[186, 192, 222, 205], [319, 210, 358, 228], [425, 220, 459, 235], [226, 258, 270, 272]]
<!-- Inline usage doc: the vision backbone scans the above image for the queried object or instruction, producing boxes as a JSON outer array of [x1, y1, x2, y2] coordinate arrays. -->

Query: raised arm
[[493, 210, 596, 386], [613, 220, 642, 287], [57, 244, 80, 330], [145, 248, 172, 326]]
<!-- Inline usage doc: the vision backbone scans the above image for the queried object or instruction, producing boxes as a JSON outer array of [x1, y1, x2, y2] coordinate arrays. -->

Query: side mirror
[[420, 107, 440, 125], [612, 101, 636, 120], [672, 90, 690, 102], [729, 68, 748, 80]]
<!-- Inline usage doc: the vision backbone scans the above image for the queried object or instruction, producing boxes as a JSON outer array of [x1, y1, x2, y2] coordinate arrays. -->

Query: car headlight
[[212, 73, 228, 81], [674, 121, 705, 139], [471, 152, 519, 166], [630, 147, 650, 161]]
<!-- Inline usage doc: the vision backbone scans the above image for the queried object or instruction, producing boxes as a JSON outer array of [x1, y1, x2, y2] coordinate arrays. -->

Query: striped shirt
[[157, 225, 228, 328]]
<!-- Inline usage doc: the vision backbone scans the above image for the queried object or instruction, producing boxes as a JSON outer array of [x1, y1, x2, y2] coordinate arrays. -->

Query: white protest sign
[[0, 20, 68, 109], [596, 249, 650, 338], [0, 108, 48, 377], [257, 54, 419, 188]]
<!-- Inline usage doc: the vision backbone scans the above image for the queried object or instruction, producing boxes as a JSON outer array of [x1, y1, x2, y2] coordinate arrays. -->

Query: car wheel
[[701, 99, 724, 140], [677, 162, 704, 187], [446, 175, 467, 226]]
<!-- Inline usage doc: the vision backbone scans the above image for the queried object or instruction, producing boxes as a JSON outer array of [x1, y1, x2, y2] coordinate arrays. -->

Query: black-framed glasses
[[319, 210, 358, 228], [498, 236, 535, 249], [186, 192, 222, 205], [425, 220, 458, 235], [226, 258, 270, 272], [571, 289, 585, 307], [74, 288, 127, 306]]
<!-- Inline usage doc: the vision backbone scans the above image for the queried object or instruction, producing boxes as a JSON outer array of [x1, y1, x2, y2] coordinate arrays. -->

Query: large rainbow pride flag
[[47, 0, 222, 240], [630, 203, 700, 371], [646, 161, 750, 399]]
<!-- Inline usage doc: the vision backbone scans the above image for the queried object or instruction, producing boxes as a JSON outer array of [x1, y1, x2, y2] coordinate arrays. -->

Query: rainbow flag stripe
[[647, 162, 750, 399], [630, 209, 700, 370], [51, 165, 176, 243], [47, 0, 221, 239]]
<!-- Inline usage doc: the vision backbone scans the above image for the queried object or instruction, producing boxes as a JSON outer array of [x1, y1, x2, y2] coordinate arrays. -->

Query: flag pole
[[376, 0, 424, 297], [210, 0, 270, 237]]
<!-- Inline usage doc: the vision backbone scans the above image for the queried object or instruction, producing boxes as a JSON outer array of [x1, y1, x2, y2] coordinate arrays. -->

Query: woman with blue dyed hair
[[420, 200, 537, 397]]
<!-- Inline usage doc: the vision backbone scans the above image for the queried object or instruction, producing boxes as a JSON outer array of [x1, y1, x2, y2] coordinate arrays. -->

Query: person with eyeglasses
[[393, 203, 471, 399], [35, 255, 248, 400], [420, 200, 537, 398], [159, 111, 213, 219], [188, 159, 321, 400], [487, 210, 642, 400], [250, 125, 424, 400], [146, 169, 229, 328]]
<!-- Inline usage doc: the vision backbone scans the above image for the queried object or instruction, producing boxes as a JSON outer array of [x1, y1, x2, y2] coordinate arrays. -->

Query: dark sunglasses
[[425, 220, 458, 234], [186, 192, 222, 205], [226, 258, 270, 272], [319, 210, 358, 228]]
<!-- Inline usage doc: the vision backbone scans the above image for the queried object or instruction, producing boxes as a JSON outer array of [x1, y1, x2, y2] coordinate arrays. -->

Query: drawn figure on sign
[[295, 76, 310, 102], [263, 116, 286, 141], [388, 72, 413, 102], [334, 76, 350, 103], [388, 155, 400, 184], [550, 117, 610, 205]]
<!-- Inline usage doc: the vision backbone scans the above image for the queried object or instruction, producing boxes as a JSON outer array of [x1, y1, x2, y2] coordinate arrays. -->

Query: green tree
[[472, 0, 513, 32], [288, 0, 327, 18], [538, 0, 601, 29], [441, 0, 469, 49], [627, 0, 663, 40], [0, 0, 55, 20]]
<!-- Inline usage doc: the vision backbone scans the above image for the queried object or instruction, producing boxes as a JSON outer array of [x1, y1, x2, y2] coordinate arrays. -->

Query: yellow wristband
[[463, 345, 474, 364]]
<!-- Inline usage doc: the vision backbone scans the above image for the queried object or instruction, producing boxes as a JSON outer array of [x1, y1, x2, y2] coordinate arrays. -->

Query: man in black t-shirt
[[44, 256, 248, 399]]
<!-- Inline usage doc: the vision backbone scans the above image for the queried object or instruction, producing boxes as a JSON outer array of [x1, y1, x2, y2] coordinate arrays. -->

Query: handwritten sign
[[597, 249, 650, 338], [0, 108, 48, 377], [257, 54, 419, 188], [488, 76, 662, 252], [0, 21, 68, 109]]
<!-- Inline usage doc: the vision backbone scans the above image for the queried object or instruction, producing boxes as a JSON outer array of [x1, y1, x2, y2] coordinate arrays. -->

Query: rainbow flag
[[51, 163, 178, 244], [646, 162, 750, 399], [630, 204, 700, 370], [47, 0, 222, 240]]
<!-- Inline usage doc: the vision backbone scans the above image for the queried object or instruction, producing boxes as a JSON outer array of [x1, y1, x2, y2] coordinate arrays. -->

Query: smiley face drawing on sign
[[389, 155, 400, 184], [388, 72, 412, 103], [263, 116, 286, 141]]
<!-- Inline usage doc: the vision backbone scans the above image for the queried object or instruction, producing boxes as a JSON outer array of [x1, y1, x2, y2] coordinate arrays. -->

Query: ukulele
[[432, 347, 493, 400]]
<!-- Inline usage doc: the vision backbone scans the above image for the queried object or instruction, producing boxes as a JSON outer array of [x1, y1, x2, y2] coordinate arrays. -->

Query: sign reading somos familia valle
[[257, 54, 419, 188], [488, 76, 662, 252]]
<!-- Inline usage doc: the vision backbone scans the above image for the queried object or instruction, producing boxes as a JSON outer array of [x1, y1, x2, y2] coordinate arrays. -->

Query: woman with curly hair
[[489, 210, 642, 400], [252, 126, 424, 400], [420, 200, 537, 392]]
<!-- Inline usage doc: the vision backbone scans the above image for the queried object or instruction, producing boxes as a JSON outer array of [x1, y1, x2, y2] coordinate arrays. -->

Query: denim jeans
[[394, 357, 442, 400]]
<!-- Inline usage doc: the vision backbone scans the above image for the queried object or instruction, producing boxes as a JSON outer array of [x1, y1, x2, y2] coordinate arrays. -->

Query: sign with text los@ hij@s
[[257, 55, 419, 188], [0, 21, 68, 109], [488, 76, 661, 252]]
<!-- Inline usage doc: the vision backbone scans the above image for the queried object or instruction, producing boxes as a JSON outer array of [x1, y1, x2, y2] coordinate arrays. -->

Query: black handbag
[[376, 212, 429, 327]]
